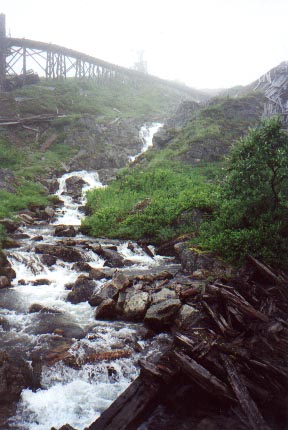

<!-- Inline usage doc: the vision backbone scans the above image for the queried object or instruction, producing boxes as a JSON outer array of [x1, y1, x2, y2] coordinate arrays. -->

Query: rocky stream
[[1, 123, 288, 430]]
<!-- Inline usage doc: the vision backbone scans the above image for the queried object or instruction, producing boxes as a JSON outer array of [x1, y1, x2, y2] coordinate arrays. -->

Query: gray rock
[[175, 304, 199, 328], [89, 268, 106, 280], [89, 284, 119, 307], [95, 299, 116, 320], [40, 254, 57, 267], [123, 292, 149, 321], [144, 299, 182, 330], [0, 351, 32, 404], [0, 276, 10, 289], [0, 218, 20, 233], [66, 276, 96, 304], [151, 288, 177, 304], [54, 225, 76, 238], [44, 207, 55, 219], [35, 244, 84, 263]]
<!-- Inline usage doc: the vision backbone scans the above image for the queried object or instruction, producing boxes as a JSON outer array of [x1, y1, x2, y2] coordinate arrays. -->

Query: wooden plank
[[222, 355, 271, 430], [173, 351, 234, 402], [88, 376, 162, 430]]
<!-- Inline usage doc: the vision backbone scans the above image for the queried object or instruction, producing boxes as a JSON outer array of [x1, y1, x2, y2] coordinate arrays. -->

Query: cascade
[[1, 123, 173, 430]]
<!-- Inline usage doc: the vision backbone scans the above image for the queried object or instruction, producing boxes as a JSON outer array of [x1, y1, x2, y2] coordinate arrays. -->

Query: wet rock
[[0, 218, 20, 233], [66, 276, 96, 304], [0, 351, 32, 404], [123, 292, 149, 321], [54, 225, 76, 237], [89, 268, 106, 280], [31, 235, 44, 241], [0, 252, 16, 282], [65, 176, 86, 200], [0, 316, 9, 330], [18, 213, 35, 225], [25, 313, 85, 339], [0, 276, 10, 289], [29, 303, 62, 314], [144, 299, 182, 330], [44, 206, 55, 219], [89, 284, 118, 307], [151, 288, 177, 304], [35, 244, 84, 263], [40, 254, 57, 267], [100, 248, 125, 268], [72, 261, 92, 272], [95, 299, 116, 320], [2, 238, 21, 249], [111, 271, 130, 290], [31, 278, 51, 286]]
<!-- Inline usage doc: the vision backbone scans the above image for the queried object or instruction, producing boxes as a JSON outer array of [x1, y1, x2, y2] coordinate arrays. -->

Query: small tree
[[200, 116, 288, 267]]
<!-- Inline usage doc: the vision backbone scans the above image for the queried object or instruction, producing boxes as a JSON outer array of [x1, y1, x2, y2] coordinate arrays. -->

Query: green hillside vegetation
[[82, 92, 265, 249], [0, 78, 197, 225]]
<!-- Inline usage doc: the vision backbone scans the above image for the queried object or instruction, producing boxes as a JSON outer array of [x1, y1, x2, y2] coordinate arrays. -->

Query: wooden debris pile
[[89, 257, 288, 430], [171, 258, 288, 429]]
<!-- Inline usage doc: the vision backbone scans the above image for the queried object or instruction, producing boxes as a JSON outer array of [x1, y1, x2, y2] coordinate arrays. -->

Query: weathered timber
[[222, 355, 271, 430], [173, 350, 234, 402], [88, 376, 162, 430], [247, 255, 287, 285]]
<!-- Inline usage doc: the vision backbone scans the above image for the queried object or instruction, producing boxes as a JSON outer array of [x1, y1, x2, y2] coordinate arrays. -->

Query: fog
[[1, 0, 287, 88]]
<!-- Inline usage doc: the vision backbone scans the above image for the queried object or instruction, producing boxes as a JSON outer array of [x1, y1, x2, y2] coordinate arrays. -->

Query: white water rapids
[[0, 123, 173, 430]]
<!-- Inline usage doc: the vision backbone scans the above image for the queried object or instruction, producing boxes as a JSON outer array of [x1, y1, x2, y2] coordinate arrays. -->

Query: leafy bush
[[82, 162, 219, 243], [199, 116, 288, 267]]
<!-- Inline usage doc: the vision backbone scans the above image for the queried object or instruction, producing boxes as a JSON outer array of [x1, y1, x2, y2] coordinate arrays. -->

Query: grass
[[82, 160, 221, 243]]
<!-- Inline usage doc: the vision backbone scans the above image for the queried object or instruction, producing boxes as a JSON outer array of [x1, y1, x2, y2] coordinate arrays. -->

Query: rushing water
[[1, 124, 173, 430], [129, 123, 162, 162]]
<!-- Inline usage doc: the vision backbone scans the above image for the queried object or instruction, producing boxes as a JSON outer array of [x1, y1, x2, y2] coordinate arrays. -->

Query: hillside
[[82, 92, 266, 245], [0, 78, 204, 223]]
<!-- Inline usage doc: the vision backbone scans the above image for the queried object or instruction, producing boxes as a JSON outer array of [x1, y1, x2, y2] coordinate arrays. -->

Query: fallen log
[[222, 355, 271, 430], [173, 350, 234, 402], [88, 376, 162, 430]]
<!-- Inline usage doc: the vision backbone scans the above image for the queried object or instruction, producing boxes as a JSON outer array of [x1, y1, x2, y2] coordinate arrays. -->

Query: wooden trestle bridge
[[0, 13, 195, 95]]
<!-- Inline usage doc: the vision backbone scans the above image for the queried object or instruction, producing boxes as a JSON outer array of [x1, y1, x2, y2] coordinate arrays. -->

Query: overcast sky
[[1, 0, 287, 89]]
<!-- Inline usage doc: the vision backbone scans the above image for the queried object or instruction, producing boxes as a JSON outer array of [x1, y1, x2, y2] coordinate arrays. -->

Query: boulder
[[0, 316, 9, 330], [54, 225, 76, 237], [29, 303, 61, 314], [71, 261, 92, 272], [175, 304, 199, 328], [31, 235, 44, 242], [88, 284, 118, 307], [25, 313, 84, 339], [151, 288, 177, 304], [174, 242, 234, 278], [0, 351, 32, 404], [123, 292, 149, 321], [0, 276, 10, 289], [95, 299, 116, 320], [65, 176, 86, 200], [44, 206, 55, 219], [0, 168, 18, 193], [40, 254, 57, 267], [89, 268, 106, 280], [110, 272, 130, 290], [0, 218, 20, 233], [31, 279, 51, 286], [35, 244, 84, 263], [144, 299, 182, 330], [101, 249, 125, 268], [66, 276, 96, 304]]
